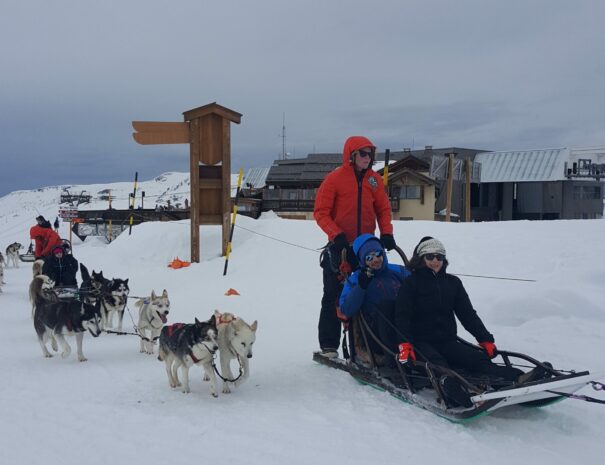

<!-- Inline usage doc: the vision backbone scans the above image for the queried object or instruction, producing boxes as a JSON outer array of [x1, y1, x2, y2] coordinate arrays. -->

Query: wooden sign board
[[132, 102, 242, 263]]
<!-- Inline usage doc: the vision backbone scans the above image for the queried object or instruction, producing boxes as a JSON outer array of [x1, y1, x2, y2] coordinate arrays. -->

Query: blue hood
[[353, 234, 388, 271]]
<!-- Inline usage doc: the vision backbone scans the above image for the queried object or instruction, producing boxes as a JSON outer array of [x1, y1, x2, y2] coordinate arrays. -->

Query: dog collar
[[189, 351, 201, 364]]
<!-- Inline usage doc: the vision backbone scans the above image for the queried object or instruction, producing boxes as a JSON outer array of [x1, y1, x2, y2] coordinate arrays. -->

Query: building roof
[[474, 148, 569, 182], [243, 167, 270, 188]]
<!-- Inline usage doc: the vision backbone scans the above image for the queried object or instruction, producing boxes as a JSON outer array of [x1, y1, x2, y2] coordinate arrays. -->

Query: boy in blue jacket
[[339, 234, 410, 362]]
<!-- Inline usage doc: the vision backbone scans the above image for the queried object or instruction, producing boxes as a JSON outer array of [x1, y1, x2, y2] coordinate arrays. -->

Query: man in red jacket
[[313, 136, 396, 358], [30, 218, 62, 259]]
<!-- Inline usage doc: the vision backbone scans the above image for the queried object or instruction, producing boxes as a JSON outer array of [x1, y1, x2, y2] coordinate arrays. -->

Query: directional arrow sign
[[132, 121, 189, 145]]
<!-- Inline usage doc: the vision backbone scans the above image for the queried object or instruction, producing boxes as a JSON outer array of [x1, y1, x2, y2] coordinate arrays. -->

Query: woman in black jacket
[[42, 246, 78, 287], [394, 237, 546, 406]]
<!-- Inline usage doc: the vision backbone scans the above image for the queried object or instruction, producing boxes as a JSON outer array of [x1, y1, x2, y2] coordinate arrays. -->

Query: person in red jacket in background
[[30, 216, 62, 259], [313, 136, 396, 358]]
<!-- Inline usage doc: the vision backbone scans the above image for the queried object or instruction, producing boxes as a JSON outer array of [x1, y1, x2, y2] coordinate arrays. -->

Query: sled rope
[[546, 381, 605, 405]]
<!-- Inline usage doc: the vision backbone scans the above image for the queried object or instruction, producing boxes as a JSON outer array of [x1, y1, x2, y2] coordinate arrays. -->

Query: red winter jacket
[[314, 136, 393, 243], [30, 225, 62, 258]]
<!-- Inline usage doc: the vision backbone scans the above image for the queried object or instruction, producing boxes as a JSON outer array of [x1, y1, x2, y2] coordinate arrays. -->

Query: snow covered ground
[[1, 178, 604, 465]]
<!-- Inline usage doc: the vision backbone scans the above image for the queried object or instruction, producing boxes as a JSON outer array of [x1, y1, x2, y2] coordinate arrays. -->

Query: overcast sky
[[1, 0, 604, 196]]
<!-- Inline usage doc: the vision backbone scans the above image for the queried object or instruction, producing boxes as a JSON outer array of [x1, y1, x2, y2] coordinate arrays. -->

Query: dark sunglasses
[[364, 250, 383, 262], [356, 150, 374, 158], [424, 253, 445, 262]]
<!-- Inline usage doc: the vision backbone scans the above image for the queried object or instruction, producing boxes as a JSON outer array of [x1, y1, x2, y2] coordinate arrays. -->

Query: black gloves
[[329, 233, 348, 269], [358, 268, 374, 289], [380, 234, 396, 251]]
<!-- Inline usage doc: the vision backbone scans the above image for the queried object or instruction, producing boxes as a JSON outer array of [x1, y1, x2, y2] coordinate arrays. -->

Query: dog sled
[[19, 243, 36, 262], [313, 315, 604, 422]]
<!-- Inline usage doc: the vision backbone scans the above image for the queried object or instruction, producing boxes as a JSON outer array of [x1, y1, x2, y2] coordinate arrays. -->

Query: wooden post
[[465, 157, 472, 222], [133, 102, 242, 263], [445, 153, 455, 222], [108, 189, 113, 242], [189, 119, 201, 263]]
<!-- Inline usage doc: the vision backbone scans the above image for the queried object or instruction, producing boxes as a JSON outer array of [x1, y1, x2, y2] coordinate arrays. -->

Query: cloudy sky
[[1, 0, 604, 195]]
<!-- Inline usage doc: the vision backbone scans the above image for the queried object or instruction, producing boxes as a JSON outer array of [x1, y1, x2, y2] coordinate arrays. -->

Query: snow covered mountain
[[1, 176, 604, 465]]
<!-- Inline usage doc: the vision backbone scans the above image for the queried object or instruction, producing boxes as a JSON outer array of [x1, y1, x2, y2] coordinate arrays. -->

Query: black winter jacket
[[394, 266, 494, 344], [42, 255, 79, 286]]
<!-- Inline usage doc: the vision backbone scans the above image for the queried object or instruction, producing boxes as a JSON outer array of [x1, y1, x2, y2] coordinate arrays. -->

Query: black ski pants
[[414, 339, 523, 382], [318, 251, 343, 350]]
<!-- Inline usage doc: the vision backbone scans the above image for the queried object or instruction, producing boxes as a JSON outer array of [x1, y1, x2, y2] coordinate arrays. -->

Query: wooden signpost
[[132, 102, 242, 262]]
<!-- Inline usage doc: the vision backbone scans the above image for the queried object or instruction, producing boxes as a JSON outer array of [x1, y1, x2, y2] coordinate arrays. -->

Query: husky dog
[[100, 277, 130, 331], [213, 310, 258, 394], [5, 242, 22, 268], [79, 264, 109, 304], [31, 276, 102, 361], [80, 264, 129, 330], [32, 259, 44, 277], [158, 315, 219, 396], [29, 274, 55, 317], [135, 289, 170, 354]]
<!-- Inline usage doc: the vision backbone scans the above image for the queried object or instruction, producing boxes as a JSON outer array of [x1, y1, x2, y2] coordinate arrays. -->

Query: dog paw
[[44, 353, 53, 358], [211, 392, 218, 398], [61, 350, 71, 359], [182, 388, 190, 394], [78, 356, 88, 362], [203, 373, 210, 381], [222, 385, 231, 394]]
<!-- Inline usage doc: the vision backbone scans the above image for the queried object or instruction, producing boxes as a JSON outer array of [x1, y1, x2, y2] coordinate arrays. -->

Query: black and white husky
[[80, 264, 129, 330], [79, 264, 109, 304], [135, 289, 170, 354], [158, 315, 219, 396], [31, 276, 103, 361], [5, 242, 22, 268], [213, 310, 258, 394]]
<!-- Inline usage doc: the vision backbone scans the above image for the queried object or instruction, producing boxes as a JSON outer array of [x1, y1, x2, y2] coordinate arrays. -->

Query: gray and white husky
[[5, 242, 22, 268], [135, 289, 170, 354], [29, 274, 55, 318], [31, 276, 103, 361], [213, 310, 258, 394], [158, 315, 219, 396]]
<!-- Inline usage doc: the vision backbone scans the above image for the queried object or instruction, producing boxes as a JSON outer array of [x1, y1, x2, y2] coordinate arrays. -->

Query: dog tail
[[134, 298, 145, 309], [80, 263, 91, 282]]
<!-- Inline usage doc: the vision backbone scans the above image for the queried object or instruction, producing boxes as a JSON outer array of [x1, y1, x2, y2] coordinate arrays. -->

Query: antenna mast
[[282, 113, 287, 160]]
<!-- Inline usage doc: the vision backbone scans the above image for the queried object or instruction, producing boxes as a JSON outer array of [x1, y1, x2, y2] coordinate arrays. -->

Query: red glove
[[335, 307, 349, 323], [339, 261, 352, 275], [398, 342, 416, 364], [479, 341, 497, 358]]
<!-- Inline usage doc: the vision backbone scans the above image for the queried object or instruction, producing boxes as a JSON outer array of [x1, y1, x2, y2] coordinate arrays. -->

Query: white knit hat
[[416, 238, 446, 257]]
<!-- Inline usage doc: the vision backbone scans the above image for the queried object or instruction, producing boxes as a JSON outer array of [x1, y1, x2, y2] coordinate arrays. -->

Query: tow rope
[[547, 381, 605, 405]]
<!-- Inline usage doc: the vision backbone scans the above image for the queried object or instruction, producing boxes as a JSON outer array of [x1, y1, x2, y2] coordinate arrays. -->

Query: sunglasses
[[355, 150, 374, 158], [364, 250, 383, 262], [423, 253, 445, 262]]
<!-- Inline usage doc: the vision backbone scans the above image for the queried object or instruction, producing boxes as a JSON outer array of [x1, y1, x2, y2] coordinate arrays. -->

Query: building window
[[399, 185, 421, 199], [574, 185, 602, 200]]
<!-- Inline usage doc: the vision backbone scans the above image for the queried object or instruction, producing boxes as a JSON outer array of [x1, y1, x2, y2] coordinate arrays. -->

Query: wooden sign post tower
[[132, 102, 242, 262]]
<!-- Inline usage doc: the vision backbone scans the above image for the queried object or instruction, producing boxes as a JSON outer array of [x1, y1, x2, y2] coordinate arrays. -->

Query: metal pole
[[129, 172, 138, 235], [223, 169, 244, 276], [445, 153, 455, 222]]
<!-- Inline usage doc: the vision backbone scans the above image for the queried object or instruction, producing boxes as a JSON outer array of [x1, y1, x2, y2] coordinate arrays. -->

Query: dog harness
[[165, 323, 185, 337]]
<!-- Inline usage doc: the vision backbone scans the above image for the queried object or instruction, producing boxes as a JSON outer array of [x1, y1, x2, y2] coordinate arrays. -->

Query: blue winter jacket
[[339, 234, 411, 319]]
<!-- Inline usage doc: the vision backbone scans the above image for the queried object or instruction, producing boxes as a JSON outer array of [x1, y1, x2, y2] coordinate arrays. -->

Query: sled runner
[[19, 243, 36, 262], [313, 347, 599, 422]]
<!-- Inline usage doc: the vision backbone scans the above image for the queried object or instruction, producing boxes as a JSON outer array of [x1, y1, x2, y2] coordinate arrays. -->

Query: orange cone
[[224, 288, 240, 296]]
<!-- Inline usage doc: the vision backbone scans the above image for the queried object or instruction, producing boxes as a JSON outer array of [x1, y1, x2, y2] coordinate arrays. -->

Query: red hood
[[342, 136, 376, 166]]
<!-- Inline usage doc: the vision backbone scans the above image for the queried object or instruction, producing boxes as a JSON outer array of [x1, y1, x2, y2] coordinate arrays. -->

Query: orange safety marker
[[224, 288, 240, 296]]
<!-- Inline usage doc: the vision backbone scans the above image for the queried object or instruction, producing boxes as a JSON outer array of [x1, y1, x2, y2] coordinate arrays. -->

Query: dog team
[[26, 247, 258, 397]]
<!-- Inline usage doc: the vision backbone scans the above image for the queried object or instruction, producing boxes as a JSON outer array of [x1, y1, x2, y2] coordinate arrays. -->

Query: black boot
[[440, 376, 474, 408]]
